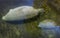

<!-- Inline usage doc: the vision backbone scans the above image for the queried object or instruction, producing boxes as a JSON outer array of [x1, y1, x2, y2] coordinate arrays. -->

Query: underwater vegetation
[[0, 0, 60, 38]]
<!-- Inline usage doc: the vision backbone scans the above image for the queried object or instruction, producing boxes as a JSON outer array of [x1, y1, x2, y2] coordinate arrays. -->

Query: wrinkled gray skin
[[2, 6, 44, 21]]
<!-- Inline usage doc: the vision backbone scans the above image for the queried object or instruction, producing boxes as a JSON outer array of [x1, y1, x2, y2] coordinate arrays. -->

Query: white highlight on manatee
[[2, 16, 5, 20], [2, 6, 44, 21], [38, 19, 56, 28]]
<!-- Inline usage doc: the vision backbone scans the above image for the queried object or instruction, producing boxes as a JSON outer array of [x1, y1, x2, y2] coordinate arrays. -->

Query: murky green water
[[0, 0, 60, 38]]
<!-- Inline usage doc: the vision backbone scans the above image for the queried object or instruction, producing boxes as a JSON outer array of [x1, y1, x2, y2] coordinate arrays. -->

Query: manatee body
[[2, 6, 44, 21], [38, 20, 60, 38]]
